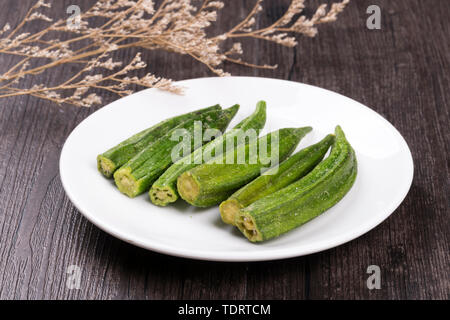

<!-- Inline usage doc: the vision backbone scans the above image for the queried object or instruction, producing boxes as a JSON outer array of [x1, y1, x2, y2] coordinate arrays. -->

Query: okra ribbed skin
[[235, 126, 357, 242], [220, 134, 335, 225], [149, 101, 267, 206], [177, 127, 312, 207], [114, 105, 239, 197], [97, 104, 221, 178]]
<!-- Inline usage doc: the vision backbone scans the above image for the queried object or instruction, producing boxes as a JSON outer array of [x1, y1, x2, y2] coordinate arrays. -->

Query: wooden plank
[[0, 0, 448, 299]]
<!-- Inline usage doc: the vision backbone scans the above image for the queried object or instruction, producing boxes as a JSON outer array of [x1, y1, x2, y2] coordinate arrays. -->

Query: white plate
[[60, 77, 414, 261]]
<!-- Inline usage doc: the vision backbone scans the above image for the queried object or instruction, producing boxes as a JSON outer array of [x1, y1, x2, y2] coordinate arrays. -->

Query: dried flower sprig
[[0, 0, 349, 107]]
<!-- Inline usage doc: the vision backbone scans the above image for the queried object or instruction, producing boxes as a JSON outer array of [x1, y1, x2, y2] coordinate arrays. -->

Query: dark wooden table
[[0, 0, 448, 300]]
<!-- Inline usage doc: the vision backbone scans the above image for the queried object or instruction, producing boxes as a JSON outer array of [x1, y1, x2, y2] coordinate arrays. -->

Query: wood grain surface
[[0, 0, 448, 300]]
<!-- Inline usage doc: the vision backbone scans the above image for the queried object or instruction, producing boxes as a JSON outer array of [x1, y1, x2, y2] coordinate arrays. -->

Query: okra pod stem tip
[[114, 167, 140, 198], [219, 199, 243, 225], [177, 172, 201, 205], [150, 185, 178, 206], [97, 155, 116, 178], [235, 212, 262, 242]]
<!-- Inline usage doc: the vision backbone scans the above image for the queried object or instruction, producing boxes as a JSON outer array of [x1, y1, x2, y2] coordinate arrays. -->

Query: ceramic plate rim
[[59, 76, 414, 262]]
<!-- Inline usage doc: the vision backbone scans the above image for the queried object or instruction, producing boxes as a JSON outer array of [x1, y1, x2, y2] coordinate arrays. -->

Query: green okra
[[177, 127, 312, 207], [220, 134, 335, 225], [150, 101, 267, 206], [114, 105, 239, 197], [97, 104, 221, 178], [235, 126, 357, 242]]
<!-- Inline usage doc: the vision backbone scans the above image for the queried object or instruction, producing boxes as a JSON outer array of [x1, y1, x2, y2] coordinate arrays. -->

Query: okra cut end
[[114, 167, 140, 198], [235, 211, 263, 242], [149, 185, 178, 206], [177, 172, 200, 205], [219, 199, 243, 226], [97, 155, 116, 178]]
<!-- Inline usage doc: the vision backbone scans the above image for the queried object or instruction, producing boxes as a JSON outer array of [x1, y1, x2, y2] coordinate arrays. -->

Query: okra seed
[[243, 217, 255, 230]]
